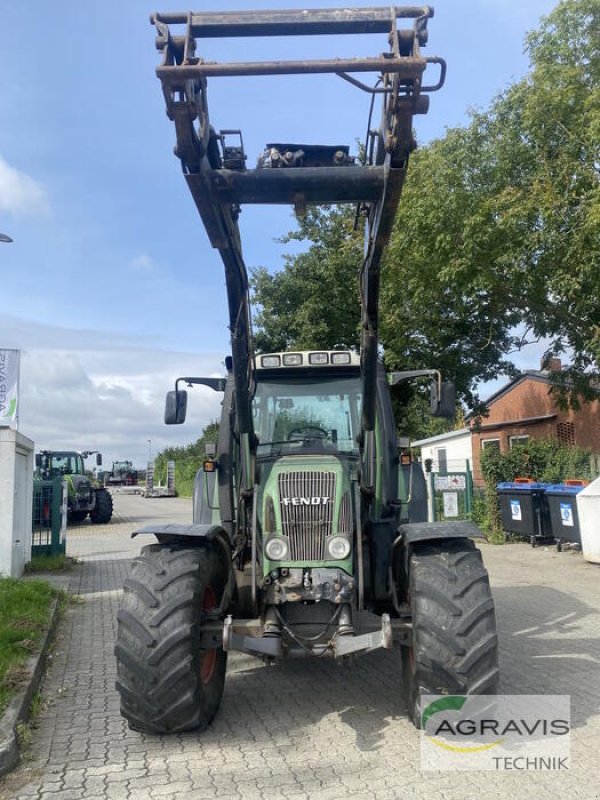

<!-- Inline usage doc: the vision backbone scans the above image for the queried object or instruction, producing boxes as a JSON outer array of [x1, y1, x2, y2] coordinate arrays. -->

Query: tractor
[[35, 450, 113, 524], [105, 460, 138, 487], [115, 5, 498, 733]]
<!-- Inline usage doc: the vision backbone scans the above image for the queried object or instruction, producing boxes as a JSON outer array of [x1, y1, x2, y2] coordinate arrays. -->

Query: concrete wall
[[0, 427, 34, 577]]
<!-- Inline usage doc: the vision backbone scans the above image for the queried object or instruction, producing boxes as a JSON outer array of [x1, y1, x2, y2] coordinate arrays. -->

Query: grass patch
[[0, 578, 64, 715], [25, 554, 77, 573]]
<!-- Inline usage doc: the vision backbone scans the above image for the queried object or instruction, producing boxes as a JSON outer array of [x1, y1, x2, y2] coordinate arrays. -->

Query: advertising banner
[[0, 348, 20, 427]]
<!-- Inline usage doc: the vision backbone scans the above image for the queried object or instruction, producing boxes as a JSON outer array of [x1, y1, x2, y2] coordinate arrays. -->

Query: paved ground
[[1, 492, 599, 800]]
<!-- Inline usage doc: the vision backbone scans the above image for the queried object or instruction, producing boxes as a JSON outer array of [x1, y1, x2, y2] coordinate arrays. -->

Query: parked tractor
[[105, 460, 138, 487], [116, 6, 498, 734], [35, 450, 113, 524]]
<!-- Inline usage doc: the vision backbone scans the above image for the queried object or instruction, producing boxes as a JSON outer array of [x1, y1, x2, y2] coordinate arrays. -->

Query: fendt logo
[[282, 496, 330, 507]]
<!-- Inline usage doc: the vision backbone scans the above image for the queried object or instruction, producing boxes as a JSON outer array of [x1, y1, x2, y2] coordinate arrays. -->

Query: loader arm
[[151, 5, 446, 500]]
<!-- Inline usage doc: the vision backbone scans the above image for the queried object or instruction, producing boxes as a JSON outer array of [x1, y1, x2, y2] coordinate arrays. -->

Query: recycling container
[[496, 481, 550, 539], [544, 483, 584, 544], [576, 476, 600, 563]]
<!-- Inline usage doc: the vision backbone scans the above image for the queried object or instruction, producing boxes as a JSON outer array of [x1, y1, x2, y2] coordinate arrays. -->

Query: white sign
[[443, 492, 459, 518], [510, 499, 522, 521], [434, 474, 466, 491], [559, 502, 574, 527], [0, 349, 20, 427]]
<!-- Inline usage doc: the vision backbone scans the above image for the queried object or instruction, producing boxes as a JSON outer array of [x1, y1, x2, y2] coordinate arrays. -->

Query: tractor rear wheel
[[90, 488, 113, 524], [400, 539, 499, 728], [115, 543, 228, 733]]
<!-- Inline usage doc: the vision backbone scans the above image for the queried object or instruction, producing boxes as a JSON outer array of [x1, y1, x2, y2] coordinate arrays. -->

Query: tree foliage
[[481, 439, 592, 486], [251, 0, 599, 411], [251, 206, 363, 353], [384, 0, 599, 405]]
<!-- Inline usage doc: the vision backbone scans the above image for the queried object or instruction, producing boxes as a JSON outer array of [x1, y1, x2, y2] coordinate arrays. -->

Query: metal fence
[[32, 477, 67, 556]]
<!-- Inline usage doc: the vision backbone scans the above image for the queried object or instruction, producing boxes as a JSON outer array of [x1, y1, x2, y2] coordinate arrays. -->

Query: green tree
[[383, 0, 599, 405], [252, 1, 599, 410], [251, 205, 362, 353]]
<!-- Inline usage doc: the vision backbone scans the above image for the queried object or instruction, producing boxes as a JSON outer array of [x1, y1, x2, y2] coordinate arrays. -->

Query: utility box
[[0, 427, 34, 577], [496, 482, 550, 539], [545, 484, 584, 545], [576, 476, 600, 564]]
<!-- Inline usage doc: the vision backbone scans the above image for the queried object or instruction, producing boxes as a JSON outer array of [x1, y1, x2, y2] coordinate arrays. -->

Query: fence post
[[428, 472, 436, 522], [465, 460, 473, 515]]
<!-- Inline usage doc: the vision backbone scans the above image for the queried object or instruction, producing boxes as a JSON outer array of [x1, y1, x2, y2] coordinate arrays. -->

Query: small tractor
[[116, 6, 498, 733], [35, 450, 113, 524], [105, 460, 138, 487]]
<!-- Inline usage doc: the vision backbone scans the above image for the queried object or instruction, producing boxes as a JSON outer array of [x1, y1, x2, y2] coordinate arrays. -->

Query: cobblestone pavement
[[1, 492, 599, 800]]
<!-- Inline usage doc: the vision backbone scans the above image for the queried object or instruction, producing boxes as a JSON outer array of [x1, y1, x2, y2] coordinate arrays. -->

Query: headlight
[[265, 537, 289, 561], [327, 536, 351, 560]]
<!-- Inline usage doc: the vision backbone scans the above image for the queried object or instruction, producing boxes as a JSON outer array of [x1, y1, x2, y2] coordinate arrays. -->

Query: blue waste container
[[544, 484, 585, 545], [496, 482, 551, 540]]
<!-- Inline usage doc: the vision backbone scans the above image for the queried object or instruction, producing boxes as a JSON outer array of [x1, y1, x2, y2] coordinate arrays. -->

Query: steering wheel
[[288, 425, 329, 441]]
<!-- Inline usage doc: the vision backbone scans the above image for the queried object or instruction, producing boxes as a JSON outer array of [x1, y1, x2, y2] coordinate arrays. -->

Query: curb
[[0, 597, 61, 777]]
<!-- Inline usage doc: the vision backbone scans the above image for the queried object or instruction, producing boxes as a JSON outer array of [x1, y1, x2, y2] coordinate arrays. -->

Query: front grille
[[278, 471, 336, 560]]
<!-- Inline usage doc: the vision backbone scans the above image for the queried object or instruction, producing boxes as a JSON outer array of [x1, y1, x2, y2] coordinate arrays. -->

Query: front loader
[[116, 6, 499, 733]]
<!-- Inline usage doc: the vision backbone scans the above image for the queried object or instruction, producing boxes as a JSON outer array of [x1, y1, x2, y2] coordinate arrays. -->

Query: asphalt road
[[1, 492, 599, 799]]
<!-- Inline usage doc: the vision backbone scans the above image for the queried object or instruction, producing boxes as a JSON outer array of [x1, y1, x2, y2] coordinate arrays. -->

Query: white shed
[[412, 428, 472, 474]]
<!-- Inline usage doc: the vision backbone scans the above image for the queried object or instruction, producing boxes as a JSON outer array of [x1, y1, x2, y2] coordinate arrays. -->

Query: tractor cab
[[36, 451, 86, 478]]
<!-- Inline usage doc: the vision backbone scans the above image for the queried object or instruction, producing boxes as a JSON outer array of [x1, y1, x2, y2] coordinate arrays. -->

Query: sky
[[1, 0, 559, 469]]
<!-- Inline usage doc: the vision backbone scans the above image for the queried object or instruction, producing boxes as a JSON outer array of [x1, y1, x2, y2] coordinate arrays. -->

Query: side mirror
[[431, 380, 456, 418], [35, 454, 42, 469], [96, 454, 102, 466], [165, 389, 188, 425]]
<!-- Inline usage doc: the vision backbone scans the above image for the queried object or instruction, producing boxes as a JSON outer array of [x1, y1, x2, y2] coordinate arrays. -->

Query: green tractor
[[106, 460, 138, 487], [115, 6, 498, 734], [35, 450, 113, 524]]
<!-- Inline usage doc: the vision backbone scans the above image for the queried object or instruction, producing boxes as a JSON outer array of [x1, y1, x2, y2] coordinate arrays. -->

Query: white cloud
[[0, 156, 49, 216], [1, 315, 224, 470]]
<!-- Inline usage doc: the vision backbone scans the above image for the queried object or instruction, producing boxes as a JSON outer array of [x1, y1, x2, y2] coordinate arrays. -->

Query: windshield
[[253, 376, 361, 456], [49, 454, 84, 475]]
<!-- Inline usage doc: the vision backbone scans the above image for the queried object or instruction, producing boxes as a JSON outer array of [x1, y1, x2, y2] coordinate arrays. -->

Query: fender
[[132, 522, 232, 560], [132, 520, 226, 538], [396, 520, 483, 547]]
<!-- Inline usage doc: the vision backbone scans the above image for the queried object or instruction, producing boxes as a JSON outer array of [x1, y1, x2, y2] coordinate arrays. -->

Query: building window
[[436, 447, 448, 474], [481, 438, 500, 451], [510, 435, 529, 449], [556, 422, 575, 446]]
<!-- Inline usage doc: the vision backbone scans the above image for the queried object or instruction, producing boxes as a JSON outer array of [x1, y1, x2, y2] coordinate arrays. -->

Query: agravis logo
[[420, 694, 570, 771], [422, 696, 504, 753]]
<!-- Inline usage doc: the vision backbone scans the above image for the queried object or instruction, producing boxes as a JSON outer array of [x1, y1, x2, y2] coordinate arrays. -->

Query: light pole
[[147, 439, 152, 464], [0, 234, 13, 243]]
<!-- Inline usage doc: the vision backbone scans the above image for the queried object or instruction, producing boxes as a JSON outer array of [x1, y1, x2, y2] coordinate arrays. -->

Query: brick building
[[469, 359, 600, 485]]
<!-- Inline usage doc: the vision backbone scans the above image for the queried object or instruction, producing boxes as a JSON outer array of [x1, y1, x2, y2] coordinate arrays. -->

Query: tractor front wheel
[[90, 488, 113, 524], [400, 539, 499, 728], [115, 543, 228, 733]]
